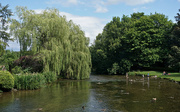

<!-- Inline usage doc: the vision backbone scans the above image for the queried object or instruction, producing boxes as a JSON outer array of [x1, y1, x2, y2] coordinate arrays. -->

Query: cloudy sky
[[1, 0, 180, 51]]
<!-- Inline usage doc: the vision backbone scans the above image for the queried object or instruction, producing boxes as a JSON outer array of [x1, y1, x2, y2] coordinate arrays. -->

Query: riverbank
[[128, 71, 180, 82]]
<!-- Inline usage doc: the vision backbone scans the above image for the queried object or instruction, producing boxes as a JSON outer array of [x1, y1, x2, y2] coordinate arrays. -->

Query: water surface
[[0, 75, 180, 112]]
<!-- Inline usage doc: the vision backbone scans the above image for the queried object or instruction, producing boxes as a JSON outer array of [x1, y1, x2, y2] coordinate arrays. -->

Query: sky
[[1, 0, 180, 51]]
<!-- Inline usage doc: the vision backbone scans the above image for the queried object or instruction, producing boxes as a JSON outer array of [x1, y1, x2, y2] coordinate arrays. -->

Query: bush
[[13, 55, 43, 73], [42, 71, 57, 83], [0, 70, 14, 90], [11, 66, 23, 74]]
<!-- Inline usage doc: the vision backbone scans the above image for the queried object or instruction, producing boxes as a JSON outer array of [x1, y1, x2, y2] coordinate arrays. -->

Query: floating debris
[[97, 82, 102, 85], [152, 98, 156, 101], [38, 108, 43, 111], [151, 98, 157, 102], [101, 109, 106, 111], [168, 97, 174, 99], [98, 100, 103, 102], [133, 101, 139, 103]]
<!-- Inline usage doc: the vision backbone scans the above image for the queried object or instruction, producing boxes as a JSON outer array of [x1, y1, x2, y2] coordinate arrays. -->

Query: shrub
[[13, 55, 43, 73], [11, 66, 23, 74], [0, 70, 14, 90], [42, 71, 57, 83]]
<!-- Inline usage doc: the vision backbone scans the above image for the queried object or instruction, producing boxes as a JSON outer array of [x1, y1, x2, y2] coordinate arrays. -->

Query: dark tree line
[[90, 11, 180, 74]]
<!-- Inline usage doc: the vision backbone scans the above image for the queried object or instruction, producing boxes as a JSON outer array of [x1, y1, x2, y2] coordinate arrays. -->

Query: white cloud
[[60, 12, 106, 44], [142, 6, 148, 9], [95, 5, 108, 13], [106, 0, 155, 5], [47, 0, 78, 6], [46, 0, 155, 13], [178, 0, 180, 2], [133, 6, 148, 12], [133, 8, 138, 12]]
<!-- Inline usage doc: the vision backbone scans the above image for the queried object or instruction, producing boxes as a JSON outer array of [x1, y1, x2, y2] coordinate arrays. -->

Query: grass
[[128, 71, 180, 82]]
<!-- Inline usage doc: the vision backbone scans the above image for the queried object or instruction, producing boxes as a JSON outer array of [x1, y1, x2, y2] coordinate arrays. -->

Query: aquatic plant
[[14, 73, 46, 90]]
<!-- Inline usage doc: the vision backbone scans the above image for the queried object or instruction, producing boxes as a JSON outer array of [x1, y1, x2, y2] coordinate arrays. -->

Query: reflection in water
[[0, 75, 180, 112]]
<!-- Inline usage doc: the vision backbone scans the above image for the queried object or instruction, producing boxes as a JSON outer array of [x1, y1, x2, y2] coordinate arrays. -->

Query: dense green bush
[[42, 71, 57, 83], [11, 66, 23, 74], [0, 70, 14, 90], [14, 73, 46, 90]]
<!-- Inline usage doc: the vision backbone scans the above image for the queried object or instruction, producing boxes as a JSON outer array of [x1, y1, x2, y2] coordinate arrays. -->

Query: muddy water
[[0, 75, 180, 112]]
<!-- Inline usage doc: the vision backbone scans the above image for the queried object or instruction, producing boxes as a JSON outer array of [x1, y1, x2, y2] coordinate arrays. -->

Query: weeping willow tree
[[10, 7, 91, 79]]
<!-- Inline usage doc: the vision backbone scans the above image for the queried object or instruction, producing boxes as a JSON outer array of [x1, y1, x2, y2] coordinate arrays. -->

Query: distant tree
[[91, 12, 173, 75], [175, 9, 180, 23], [168, 9, 180, 72], [0, 3, 12, 55]]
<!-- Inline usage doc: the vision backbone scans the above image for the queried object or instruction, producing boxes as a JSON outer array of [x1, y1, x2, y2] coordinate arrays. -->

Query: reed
[[13, 71, 58, 90], [14, 73, 46, 90]]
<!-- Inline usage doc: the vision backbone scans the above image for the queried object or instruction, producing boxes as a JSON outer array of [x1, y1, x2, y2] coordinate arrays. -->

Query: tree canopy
[[90, 12, 173, 74], [10, 7, 91, 79], [168, 9, 180, 72], [0, 3, 12, 55]]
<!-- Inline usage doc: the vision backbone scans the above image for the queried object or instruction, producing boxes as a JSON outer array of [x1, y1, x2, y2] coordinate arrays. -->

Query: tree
[[91, 12, 173, 75], [168, 9, 180, 72], [10, 7, 91, 79], [0, 50, 19, 72], [0, 3, 12, 55]]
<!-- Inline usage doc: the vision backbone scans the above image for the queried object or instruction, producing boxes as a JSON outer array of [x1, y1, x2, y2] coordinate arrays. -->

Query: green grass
[[128, 71, 180, 82]]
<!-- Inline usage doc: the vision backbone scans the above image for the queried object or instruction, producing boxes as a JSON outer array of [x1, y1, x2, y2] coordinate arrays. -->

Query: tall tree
[[0, 3, 12, 55], [10, 7, 91, 79], [91, 12, 173, 75], [169, 9, 180, 72]]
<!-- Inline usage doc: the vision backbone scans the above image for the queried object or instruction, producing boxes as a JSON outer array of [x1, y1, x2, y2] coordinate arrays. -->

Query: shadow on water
[[0, 75, 180, 112]]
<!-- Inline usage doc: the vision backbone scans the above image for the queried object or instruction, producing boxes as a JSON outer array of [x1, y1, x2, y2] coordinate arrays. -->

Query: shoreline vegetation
[[128, 71, 180, 83], [1, 70, 180, 93]]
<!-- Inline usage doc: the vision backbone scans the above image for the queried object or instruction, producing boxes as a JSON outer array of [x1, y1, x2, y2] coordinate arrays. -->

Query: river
[[0, 75, 180, 112]]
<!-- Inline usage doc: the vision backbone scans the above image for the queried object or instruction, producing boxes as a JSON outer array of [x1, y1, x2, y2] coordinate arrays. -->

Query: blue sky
[[1, 0, 180, 51]]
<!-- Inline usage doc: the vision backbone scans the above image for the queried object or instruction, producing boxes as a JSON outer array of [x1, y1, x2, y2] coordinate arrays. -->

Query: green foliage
[[0, 50, 20, 71], [107, 63, 119, 75], [168, 46, 180, 72], [11, 66, 22, 74], [14, 72, 58, 90], [13, 55, 43, 73], [42, 71, 57, 83], [168, 9, 180, 72], [0, 4, 13, 55], [0, 70, 14, 90], [91, 12, 173, 74], [14, 73, 46, 90], [119, 59, 132, 75], [10, 7, 91, 79]]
